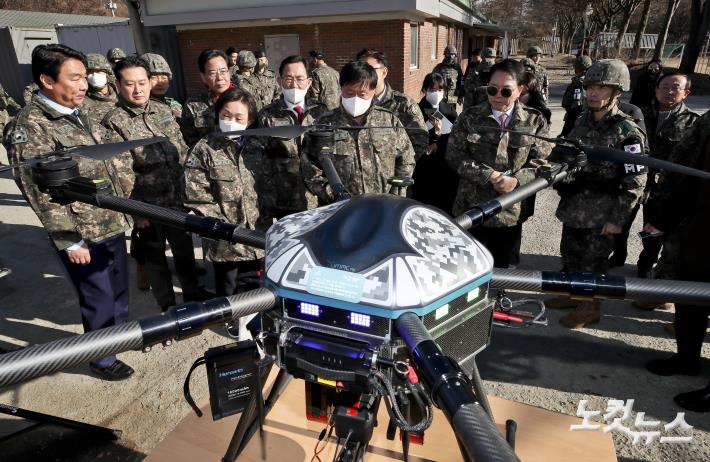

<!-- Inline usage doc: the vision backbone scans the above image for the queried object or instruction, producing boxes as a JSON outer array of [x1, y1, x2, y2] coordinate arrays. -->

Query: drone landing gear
[[0, 403, 121, 443]]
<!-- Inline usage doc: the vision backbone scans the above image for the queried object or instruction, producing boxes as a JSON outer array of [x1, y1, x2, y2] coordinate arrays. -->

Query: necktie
[[498, 113, 507, 128], [293, 106, 304, 124], [496, 113, 509, 163], [71, 109, 84, 126]]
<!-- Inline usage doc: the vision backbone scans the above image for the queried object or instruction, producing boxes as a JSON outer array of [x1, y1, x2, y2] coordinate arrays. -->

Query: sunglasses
[[486, 86, 514, 98]]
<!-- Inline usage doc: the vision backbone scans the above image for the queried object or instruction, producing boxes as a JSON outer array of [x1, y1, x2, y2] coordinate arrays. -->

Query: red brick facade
[[177, 19, 491, 101]]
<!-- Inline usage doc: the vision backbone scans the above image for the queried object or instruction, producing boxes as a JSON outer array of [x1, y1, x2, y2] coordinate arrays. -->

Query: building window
[[431, 22, 437, 60], [410, 22, 419, 69]]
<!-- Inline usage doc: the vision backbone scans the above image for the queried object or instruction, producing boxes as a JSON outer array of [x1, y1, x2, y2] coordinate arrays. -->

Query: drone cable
[[370, 370, 433, 434]]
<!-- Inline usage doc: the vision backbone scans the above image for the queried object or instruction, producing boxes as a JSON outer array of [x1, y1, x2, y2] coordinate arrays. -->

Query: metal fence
[[508, 37, 561, 56], [694, 33, 710, 75]]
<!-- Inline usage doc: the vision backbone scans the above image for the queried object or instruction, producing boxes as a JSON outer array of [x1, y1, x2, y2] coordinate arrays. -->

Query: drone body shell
[[264, 194, 494, 318]]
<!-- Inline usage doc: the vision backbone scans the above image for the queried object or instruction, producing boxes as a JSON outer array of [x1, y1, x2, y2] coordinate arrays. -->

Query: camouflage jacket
[[463, 67, 488, 110], [301, 105, 416, 203], [151, 95, 183, 125], [233, 73, 266, 111], [180, 90, 218, 148], [256, 69, 281, 107], [432, 62, 464, 104], [533, 64, 549, 102], [642, 101, 699, 162], [23, 83, 40, 106], [561, 75, 585, 112], [5, 94, 131, 249], [0, 84, 21, 140], [84, 84, 118, 126], [445, 102, 552, 226], [102, 98, 188, 209], [375, 83, 428, 160], [556, 107, 647, 228], [183, 134, 265, 262], [308, 63, 341, 111], [257, 97, 328, 218], [644, 112, 710, 271]]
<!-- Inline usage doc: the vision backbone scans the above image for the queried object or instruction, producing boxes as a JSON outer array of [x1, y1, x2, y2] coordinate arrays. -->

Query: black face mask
[[444, 54, 456, 63]]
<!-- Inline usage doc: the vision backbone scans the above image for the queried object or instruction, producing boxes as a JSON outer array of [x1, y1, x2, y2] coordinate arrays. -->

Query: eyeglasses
[[486, 86, 514, 98], [206, 69, 230, 78], [281, 76, 310, 85]]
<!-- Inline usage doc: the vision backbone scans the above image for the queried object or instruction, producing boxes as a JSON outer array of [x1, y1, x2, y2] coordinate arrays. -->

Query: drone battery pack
[[205, 340, 259, 420]]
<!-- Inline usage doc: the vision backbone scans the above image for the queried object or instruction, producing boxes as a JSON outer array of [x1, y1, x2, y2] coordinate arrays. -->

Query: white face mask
[[282, 87, 307, 105], [425, 90, 444, 107], [341, 95, 372, 117], [219, 119, 247, 138], [87, 72, 108, 89]]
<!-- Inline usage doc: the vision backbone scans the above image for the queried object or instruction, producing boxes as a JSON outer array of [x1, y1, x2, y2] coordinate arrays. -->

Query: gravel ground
[[0, 73, 708, 461]]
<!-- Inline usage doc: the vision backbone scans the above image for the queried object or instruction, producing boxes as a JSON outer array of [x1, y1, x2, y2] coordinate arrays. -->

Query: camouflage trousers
[[560, 225, 613, 274]]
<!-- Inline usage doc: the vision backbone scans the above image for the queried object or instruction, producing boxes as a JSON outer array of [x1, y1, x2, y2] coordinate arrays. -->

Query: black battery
[[205, 340, 259, 420]]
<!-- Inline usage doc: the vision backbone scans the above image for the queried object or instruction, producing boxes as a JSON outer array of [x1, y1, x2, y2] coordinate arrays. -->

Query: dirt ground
[[0, 63, 709, 462]]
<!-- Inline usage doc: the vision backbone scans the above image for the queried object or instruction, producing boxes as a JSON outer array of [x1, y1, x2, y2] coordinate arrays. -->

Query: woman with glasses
[[183, 88, 266, 301], [180, 49, 235, 148], [445, 59, 552, 268], [411, 72, 459, 215]]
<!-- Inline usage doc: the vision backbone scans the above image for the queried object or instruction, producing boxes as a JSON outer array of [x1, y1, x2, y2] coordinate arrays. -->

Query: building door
[[264, 34, 300, 73]]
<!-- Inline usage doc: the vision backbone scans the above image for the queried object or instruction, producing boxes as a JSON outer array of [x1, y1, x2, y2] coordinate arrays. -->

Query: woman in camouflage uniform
[[183, 88, 265, 297]]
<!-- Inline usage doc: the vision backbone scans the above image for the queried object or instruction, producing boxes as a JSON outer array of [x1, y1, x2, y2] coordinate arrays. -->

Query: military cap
[[584, 59, 631, 92], [444, 45, 457, 55], [574, 55, 593, 70], [254, 50, 267, 59], [527, 46, 543, 57], [237, 50, 257, 68], [86, 53, 113, 73], [107, 47, 127, 61], [309, 50, 325, 59], [140, 52, 172, 78], [520, 57, 536, 70], [481, 48, 496, 59]]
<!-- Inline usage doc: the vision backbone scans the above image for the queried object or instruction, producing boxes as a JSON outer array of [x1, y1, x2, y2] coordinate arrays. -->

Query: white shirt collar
[[491, 104, 515, 127], [376, 88, 387, 103], [284, 98, 305, 115], [38, 91, 78, 115]]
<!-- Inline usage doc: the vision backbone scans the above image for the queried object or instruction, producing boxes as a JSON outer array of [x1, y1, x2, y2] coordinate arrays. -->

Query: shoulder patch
[[9, 127, 27, 144]]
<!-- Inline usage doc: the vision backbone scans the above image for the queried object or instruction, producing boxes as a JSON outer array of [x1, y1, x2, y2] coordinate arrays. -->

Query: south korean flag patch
[[623, 143, 647, 174]]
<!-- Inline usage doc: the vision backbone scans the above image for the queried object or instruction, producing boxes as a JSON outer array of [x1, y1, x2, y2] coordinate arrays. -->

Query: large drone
[[1, 126, 709, 462]]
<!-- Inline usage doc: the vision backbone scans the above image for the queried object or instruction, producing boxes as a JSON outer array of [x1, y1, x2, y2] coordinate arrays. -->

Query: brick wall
[[178, 20, 407, 97], [178, 19, 487, 101]]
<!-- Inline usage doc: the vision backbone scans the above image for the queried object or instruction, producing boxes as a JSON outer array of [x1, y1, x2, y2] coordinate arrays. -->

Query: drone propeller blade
[[220, 125, 313, 139], [470, 124, 564, 145], [0, 161, 29, 172], [65, 137, 169, 161], [584, 146, 710, 181]]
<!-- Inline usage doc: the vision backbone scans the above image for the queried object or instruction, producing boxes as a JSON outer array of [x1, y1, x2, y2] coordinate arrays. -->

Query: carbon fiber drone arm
[[491, 269, 710, 305], [0, 288, 278, 389], [396, 313, 519, 462], [57, 188, 266, 249]]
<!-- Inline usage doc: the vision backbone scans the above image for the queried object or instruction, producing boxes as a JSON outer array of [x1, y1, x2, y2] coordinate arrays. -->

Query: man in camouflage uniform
[[181, 49, 233, 148], [447, 59, 552, 268], [636, 72, 699, 283], [463, 47, 495, 110], [102, 56, 205, 311], [301, 61, 416, 202], [357, 49, 428, 160], [254, 50, 281, 107], [4, 44, 134, 380], [308, 50, 341, 110], [0, 84, 21, 141], [561, 55, 592, 114], [141, 52, 183, 124], [433, 45, 464, 105], [527, 46, 549, 102], [258, 55, 327, 221], [552, 59, 647, 328], [643, 111, 710, 409], [107, 47, 126, 69], [83, 53, 118, 125], [231, 51, 264, 109]]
